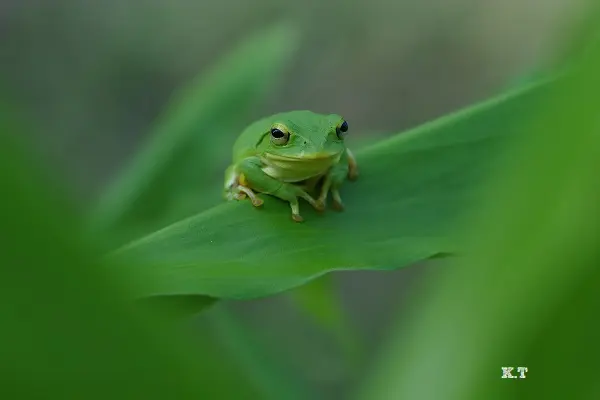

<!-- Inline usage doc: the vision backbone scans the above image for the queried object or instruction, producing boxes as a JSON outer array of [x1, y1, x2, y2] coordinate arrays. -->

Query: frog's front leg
[[316, 165, 347, 211], [346, 148, 359, 181], [236, 156, 323, 222], [316, 149, 358, 211], [224, 165, 263, 206]]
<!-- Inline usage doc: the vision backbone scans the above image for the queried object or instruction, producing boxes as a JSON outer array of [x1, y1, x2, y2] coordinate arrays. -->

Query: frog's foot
[[331, 187, 345, 211], [332, 200, 344, 211], [289, 192, 323, 221], [348, 169, 359, 182], [313, 199, 326, 213], [290, 200, 304, 222], [237, 185, 263, 207], [295, 190, 323, 213]]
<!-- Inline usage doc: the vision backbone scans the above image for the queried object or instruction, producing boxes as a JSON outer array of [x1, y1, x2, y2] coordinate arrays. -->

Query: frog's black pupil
[[271, 128, 284, 138], [341, 121, 348, 132]]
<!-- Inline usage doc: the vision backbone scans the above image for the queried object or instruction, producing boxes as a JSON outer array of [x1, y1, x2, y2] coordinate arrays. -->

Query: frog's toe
[[292, 213, 304, 222], [289, 200, 304, 222], [332, 200, 345, 211], [251, 197, 264, 207], [348, 170, 359, 181], [314, 199, 326, 212]]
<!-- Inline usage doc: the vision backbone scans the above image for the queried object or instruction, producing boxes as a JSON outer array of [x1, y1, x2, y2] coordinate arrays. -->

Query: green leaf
[[110, 76, 559, 303], [89, 23, 300, 247], [356, 22, 600, 400], [0, 108, 271, 399]]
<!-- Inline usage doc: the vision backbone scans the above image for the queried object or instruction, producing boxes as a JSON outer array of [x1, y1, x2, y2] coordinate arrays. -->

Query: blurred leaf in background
[[0, 106, 275, 399], [288, 275, 363, 372], [89, 23, 300, 249], [357, 13, 600, 400], [204, 303, 318, 400]]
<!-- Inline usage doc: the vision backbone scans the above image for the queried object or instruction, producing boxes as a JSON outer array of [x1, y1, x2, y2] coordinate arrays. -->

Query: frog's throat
[[261, 151, 342, 183]]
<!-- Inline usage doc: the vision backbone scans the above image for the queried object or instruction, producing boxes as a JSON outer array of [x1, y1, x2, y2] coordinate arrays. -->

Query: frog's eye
[[336, 120, 349, 139], [270, 127, 290, 145]]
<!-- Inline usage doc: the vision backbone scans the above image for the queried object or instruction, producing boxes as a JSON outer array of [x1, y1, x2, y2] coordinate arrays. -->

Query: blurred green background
[[2, 1, 597, 399], [5, 0, 588, 200]]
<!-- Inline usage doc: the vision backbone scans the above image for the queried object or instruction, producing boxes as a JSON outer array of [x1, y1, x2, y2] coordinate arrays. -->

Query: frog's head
[[257, 110, 348, 162]]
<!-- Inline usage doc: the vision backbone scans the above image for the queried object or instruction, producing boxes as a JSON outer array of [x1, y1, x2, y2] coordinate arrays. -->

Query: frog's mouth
[[264, 150, 342, 162]]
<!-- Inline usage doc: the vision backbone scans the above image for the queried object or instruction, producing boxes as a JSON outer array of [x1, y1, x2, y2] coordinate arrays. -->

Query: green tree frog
[[223, 110, 358, 222]]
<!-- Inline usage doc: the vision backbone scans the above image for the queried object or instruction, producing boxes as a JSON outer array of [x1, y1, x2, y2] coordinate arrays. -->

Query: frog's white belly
[[261, 154, 340, 183]]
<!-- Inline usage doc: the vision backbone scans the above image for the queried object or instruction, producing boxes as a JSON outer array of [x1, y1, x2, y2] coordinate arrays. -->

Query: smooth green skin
[[224, 110, 358, 222]]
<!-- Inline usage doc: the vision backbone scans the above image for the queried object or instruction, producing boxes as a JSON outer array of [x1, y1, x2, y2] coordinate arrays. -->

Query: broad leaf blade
[[111, 77, 558, 301]]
